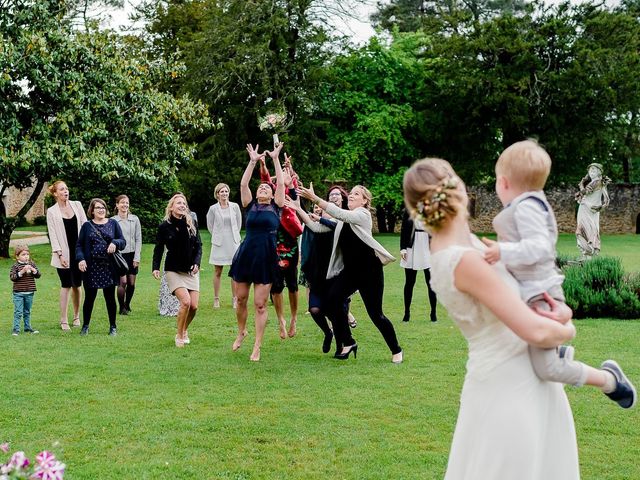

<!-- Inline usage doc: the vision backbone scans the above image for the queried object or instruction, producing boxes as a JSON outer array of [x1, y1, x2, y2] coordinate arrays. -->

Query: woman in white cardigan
[[206, 183, 242, 308], [295, 184, 403, 363], [46, 180, 87, 330]]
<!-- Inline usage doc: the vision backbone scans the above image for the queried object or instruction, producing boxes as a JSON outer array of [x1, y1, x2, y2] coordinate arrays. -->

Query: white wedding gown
[[430, 239, 579, 480]]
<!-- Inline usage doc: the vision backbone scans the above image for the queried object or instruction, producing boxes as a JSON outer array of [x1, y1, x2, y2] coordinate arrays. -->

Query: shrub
[[32, 215, 47, 226], [562, 256, 640, 319]]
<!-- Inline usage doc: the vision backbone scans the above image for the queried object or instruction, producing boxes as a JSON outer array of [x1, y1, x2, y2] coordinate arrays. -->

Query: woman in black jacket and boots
[[400, 208, 438, 323], [152, 193, 203, 347]]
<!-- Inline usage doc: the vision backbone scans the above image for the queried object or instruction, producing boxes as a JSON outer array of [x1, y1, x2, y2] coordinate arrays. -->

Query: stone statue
[[575, 163, 610, 258]]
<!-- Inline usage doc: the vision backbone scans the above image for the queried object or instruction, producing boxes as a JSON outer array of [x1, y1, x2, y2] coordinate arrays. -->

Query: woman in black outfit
[[291, 186, 353, 354], [152, 194, 203, 347], [296, 184, 403, 363], [76, 198, 126, 336], [400, 208, 438, 323]]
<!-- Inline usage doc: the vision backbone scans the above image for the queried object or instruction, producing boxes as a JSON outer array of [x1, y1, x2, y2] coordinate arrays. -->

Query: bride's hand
[[533, 292, 572, 324]]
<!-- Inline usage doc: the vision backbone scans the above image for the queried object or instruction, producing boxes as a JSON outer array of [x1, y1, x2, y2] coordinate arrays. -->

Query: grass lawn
[[1, 232, 639, 479]]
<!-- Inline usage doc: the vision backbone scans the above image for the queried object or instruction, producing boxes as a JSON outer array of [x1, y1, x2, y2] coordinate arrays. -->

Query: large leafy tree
[[369, 1, 640, 185], [137, 0, 360, 217], [0, 0, 211, 256], [317, 35, 428, 231]]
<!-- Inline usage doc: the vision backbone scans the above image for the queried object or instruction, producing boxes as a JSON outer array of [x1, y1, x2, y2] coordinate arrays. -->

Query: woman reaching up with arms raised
[[228, 143, 285, 361]]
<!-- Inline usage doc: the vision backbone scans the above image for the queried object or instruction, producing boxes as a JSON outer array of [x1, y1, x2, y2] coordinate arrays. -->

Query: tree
[[0, 0, 211, 257], [371, 0, 528, 34], [65, 0, 125, 31], [317, 35, 428, 231], [136, 0, 362, 216]]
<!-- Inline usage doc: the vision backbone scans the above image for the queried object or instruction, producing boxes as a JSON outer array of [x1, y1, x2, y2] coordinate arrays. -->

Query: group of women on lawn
[[45, 141, 623, 478], [46, 183, 141, 336]]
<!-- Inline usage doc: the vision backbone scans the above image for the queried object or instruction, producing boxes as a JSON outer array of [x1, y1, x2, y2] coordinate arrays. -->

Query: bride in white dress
[[403, 158, 580, 480]]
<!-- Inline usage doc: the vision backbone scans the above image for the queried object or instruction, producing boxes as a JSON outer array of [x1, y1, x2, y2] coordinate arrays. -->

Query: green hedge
[[562, 256, 640, 319]]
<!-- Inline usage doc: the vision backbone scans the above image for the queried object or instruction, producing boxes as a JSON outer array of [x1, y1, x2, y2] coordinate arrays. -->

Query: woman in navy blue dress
[[76, 198, 126, 336], [229, 143, 285, 361]]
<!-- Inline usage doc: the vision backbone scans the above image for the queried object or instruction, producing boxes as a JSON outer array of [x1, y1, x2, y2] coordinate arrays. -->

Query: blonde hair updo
[[403, 158, 465, 231]]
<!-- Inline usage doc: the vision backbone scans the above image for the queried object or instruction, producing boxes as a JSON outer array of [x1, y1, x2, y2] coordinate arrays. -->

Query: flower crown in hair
[[413, 177, 460, 229]]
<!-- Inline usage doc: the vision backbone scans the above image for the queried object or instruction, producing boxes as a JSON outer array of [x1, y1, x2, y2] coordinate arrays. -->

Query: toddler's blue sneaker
[[601, 360, 636, 409]]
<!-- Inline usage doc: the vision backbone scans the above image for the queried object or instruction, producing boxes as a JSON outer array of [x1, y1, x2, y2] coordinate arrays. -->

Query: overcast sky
[[106, 0, 379, 44]]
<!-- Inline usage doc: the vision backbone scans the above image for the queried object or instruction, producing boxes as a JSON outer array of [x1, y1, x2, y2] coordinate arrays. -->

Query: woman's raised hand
[[283, 195, 300, 211], [266, 142, 284, 161], [246, 144, 265, 163], [297, 181, 316, 201]]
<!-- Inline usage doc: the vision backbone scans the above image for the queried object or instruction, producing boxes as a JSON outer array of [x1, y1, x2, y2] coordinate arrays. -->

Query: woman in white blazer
[[46, 180, 87, 330], [295, 184, 403, 364], [206, 183, 242, 308]]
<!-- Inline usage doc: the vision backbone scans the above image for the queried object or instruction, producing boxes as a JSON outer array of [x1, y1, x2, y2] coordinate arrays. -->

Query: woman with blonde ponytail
[[403, 158, 579, 479]]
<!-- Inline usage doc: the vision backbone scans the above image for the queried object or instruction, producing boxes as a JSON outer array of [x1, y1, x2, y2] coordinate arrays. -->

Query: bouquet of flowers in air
[[258, 110, 293, 148], [0, 443, 65, 480]]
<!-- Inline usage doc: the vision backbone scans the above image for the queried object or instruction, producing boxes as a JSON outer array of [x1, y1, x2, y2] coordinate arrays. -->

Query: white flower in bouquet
[[258, 111, 292, 147]]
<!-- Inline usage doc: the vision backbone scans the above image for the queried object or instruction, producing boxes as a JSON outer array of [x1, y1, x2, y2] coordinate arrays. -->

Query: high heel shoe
[[334, 343, 357, 360]]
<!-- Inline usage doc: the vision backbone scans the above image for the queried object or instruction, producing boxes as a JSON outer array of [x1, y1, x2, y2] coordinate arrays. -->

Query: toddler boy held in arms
[[482, 139, 636, 409]]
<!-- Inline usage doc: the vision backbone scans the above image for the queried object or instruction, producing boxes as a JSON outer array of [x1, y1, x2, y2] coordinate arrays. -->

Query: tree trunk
[[0, 178, 46, 258], [375, 207, 388, 233]]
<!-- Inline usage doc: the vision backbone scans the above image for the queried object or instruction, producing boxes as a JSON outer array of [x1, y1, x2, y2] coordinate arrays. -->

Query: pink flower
[[31, 460, 65, 480], [0, 443, 8, 453], [9, 451, 30, 469], [35, 451, 56, 469]]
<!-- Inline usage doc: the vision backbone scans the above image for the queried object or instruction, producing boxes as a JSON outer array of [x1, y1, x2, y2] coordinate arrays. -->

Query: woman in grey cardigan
[[112, 195, 142, 315], [295, 183, 403, 363], [206, 183, 242, 309]]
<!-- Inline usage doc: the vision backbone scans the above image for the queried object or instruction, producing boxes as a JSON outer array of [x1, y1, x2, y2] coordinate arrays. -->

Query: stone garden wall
[[468, 184, 640, 234], [1, 182, 47, 221]]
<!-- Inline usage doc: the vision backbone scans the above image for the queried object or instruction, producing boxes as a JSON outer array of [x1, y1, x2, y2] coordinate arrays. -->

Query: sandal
[[60, 322, 71, 331], [72, 316, 81, 327]]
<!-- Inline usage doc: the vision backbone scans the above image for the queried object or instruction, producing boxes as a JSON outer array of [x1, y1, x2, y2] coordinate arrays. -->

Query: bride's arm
[[454, 251, 576, 348]]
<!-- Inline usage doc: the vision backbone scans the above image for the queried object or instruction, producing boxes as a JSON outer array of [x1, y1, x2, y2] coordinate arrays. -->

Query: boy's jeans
[[13, 292, 34, 332]]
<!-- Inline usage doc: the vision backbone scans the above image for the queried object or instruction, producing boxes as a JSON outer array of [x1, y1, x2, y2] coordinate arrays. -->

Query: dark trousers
[[83, 285, 117, 329], [403, 268, 437, 319], [326, 263, 401, 354]]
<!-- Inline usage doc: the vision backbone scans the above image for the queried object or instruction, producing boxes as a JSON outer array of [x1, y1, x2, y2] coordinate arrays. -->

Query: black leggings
[[326, 264, 401, 354], [403, 268, 437, 319], [83, 285, 117, 329]]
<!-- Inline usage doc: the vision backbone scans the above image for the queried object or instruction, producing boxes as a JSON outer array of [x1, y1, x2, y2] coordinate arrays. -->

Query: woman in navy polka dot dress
[[76, 198, 126, 336]]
